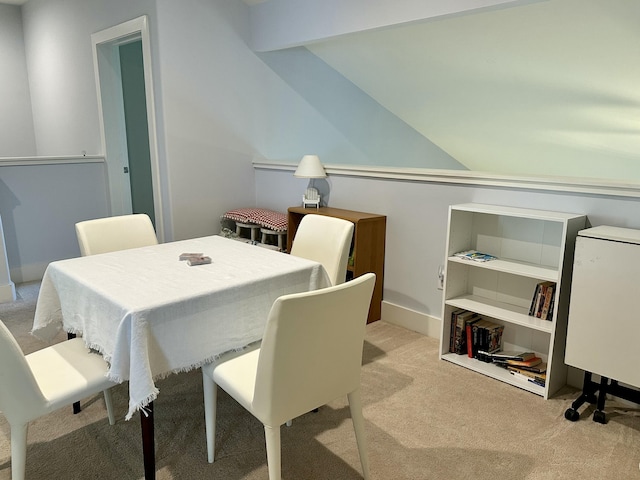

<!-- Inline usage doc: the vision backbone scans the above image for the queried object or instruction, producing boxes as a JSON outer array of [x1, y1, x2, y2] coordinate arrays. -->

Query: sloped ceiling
[[264, 0, 640, 182]]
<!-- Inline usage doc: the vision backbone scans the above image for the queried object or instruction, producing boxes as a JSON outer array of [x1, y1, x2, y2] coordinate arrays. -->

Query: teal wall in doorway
[[120, 40, 155, 225]]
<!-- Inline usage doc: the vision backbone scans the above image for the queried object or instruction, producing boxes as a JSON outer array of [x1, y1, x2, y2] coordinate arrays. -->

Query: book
[[453, 250, 497, 262], [512, 362, 547, 374], [484, 322, 504, 354], [488, 351, 536, 361], [505, 356, 542, 368], [471, 318, 491, 358], [530, 281, 554, 318], [449, 309, 466, 353], [528, 283, 541, 315], [453, 310, 479, 355], [509, 369, 546, 387], [466, 316, 482, 358], [540, 283, 555, 320]]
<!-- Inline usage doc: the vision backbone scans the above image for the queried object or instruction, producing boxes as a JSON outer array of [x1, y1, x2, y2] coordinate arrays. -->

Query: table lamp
[[294, 155, 326, 208]]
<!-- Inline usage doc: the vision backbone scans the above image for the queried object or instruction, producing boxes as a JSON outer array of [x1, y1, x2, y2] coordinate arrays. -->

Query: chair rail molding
[[0, 155, 104, 167], [253, 161, 640, 199]]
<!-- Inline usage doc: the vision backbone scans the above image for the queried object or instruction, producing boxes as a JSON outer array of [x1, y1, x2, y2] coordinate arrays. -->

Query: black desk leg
[[593, 376, 609, 424], [565, 371, 598, 421], [67, 332, 82, 414], [141, 401, 156, 480]]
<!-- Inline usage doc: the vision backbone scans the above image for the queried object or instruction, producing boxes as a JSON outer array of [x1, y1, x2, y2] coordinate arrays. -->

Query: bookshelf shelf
[[445, 295, 553, 333], [441, 352, 545, 396], [440, 203, 586, 399], [447, 256, 558, 282]]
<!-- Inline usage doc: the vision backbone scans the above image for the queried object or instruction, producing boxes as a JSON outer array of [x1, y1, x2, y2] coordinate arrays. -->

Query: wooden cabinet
[[440, 203, 586, 398], [287, 207, 386, 323]]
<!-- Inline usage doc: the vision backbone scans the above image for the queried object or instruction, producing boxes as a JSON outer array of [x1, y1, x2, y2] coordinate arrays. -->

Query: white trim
[[253, 161, 640, 199], [0, 155, 104, 167], [381, 301, 440, 339], [91, 15, 164, 243]]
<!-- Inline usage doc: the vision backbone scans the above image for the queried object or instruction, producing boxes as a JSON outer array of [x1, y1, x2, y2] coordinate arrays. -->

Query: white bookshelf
[[440, 203, 586, 398]]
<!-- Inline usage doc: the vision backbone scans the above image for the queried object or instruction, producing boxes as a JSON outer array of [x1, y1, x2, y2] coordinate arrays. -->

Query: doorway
[[92, 16, 163, 240]]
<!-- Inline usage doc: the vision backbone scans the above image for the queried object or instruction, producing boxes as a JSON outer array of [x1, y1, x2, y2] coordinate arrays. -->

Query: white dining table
[[31, 235, 330, 479]]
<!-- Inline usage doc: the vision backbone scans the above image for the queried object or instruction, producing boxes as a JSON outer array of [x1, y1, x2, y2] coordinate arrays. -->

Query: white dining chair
[[0, 319, 116, 480], [72, 213, 157, 414], [75, 213, 158, 256], [289, 214, 354, 285], [201, 272, 375, 480]]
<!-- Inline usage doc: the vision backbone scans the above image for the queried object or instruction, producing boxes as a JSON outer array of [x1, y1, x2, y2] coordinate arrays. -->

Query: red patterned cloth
[[222, 208, 288, 232]]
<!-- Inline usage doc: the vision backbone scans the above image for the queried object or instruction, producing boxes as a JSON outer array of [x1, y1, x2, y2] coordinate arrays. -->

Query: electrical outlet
[[437, 265, 444, 290]]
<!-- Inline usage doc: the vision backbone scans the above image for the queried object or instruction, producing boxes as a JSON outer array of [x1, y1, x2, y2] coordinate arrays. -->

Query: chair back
[[289, 215, 354, 285], [75, 214, 158, 256], [253, 273, 375, 426], [0, 320, 47, 424]]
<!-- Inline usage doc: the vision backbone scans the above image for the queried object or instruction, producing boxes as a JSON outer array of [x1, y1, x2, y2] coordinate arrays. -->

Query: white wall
[[153, 0, 458, 237], [21, 0, 158, 157], [0, 4, 36, 157]]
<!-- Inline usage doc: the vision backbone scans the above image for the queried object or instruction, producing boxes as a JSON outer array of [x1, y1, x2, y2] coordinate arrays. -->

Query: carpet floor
[[1, 282, 639, 479]]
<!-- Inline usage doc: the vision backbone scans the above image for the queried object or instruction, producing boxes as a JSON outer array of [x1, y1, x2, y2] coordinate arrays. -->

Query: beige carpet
[[1, 282, 640, 479]]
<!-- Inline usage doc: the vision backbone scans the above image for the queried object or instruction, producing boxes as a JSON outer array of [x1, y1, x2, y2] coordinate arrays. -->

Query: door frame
[[91, 15, 164, 242]]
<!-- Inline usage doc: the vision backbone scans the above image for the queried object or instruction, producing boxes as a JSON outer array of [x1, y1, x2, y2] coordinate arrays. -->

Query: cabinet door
[[565, 236, 640, 388]]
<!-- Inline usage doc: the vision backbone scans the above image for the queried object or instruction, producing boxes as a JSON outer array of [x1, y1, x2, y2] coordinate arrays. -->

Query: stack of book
[[449, 309, 479, 355], [485, 351, 547, 386], [449, 309, 504, 360], [529, 281, 556, 320]]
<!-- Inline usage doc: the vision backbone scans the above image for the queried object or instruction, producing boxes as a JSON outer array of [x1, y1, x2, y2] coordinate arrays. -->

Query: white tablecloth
[[32, 235, 330, 419]]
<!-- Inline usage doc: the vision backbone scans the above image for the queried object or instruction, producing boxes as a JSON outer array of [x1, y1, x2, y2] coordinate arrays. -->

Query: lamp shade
[[294, 155, 327, 178]]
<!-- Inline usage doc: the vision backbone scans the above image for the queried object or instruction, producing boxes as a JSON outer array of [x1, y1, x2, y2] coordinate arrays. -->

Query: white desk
[[564, 226, 640, 423], [32, 235, 330, 478]]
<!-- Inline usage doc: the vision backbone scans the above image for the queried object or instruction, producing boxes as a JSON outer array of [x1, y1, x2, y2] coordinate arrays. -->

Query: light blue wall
[[257, 47, 465, 169], [255, 168, 640, 323], [0, 162, 109, 282]]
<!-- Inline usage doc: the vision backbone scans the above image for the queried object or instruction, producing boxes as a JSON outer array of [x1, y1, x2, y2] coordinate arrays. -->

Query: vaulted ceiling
[[297, 0, 640, 182]]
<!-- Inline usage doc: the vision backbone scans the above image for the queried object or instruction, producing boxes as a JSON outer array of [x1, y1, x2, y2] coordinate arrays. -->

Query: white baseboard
[[381, 300, 441, 339], [0, 282, 16, 303], [10, 262, 48, 284]]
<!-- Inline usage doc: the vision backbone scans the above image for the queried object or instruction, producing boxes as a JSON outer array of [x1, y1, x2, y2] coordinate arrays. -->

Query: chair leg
[[264, 424, 282, 480], [202, 370, 218, 463], [103, 389, 116, 425], [348, 389, 370, 480], [11, 423, 28, 480]]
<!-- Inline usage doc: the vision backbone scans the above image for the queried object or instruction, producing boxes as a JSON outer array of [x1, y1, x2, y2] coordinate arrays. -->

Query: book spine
[[449, 310, 459, 353], [535, 284, 547, 318], [454, 313, 466, 355], [528, 283, 541, 316], [540, 284, 555, 320], [509, 370, 545, 386]]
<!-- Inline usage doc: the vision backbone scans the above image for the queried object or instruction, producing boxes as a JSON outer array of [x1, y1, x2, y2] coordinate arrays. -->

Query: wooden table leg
[[141, 401, 156, 480]]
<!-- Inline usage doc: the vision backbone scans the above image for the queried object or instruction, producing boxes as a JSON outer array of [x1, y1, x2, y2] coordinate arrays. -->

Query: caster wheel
[[593, 410, 607, 424], [565, 408, 579, 422]]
